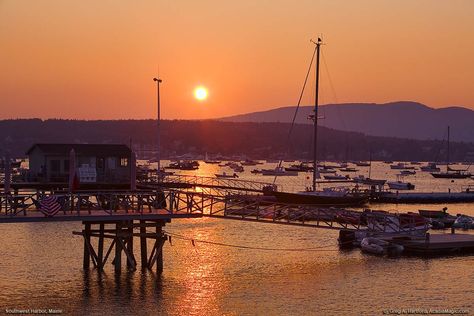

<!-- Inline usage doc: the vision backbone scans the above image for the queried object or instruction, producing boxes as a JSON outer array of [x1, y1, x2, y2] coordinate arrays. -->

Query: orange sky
[[1, 0, 474, 120]]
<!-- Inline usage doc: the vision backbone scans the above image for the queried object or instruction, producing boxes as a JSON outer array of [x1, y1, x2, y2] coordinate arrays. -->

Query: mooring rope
[[163, 231, 339, 252]]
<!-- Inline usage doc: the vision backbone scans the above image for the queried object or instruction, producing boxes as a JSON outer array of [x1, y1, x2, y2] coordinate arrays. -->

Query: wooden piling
[[114, 221, 122, 272], [97, 223, 104, 271], [156, 224, 164, 273], [83, 222, 91, 269], [126, 221, 134, 269], [140, 220, 147, 269]]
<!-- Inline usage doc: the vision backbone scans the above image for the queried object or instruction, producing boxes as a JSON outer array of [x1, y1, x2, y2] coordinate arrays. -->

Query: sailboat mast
[[312, 38, 322, 190], [447, 125, 450, 172]]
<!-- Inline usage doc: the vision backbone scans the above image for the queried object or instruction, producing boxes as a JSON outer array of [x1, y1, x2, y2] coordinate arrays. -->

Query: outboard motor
[[338, 229, 356, 248]]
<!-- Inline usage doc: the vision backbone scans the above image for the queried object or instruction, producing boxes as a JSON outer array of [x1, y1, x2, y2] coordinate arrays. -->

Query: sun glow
[[194, 87, 208, 101]]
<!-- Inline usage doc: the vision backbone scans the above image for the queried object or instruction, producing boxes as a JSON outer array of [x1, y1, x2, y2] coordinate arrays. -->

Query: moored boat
[[387, 180, 415, 190], [323, 174, 349, 180], [261, 166, 297, 176], [360, 237, 404, 256], [215, 172, 238, 178], [273, 187, 368, 206], [353, 175, 386, 186]]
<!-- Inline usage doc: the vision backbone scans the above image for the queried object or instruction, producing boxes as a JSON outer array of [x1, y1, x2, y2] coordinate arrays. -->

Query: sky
[[1, 0, 474, 120]]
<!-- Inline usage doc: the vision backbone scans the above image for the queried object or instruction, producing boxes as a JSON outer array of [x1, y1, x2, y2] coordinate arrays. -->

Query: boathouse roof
[[26, 143, 131, 156]]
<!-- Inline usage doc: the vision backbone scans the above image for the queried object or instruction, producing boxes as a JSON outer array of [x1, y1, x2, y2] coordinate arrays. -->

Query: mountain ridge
[[220, 101, 474, 142]]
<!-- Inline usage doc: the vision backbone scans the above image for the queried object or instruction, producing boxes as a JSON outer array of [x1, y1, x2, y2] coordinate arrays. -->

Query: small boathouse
[[26, 143, 132, 184]]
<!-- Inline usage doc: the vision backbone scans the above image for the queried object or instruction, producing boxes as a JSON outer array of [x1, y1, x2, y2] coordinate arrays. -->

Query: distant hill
[[1, 119, 474, 162], [220, 101, 474, 142]]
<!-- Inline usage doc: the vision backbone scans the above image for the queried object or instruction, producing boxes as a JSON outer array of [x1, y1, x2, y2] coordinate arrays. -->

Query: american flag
[[37, 195, 63, 217]]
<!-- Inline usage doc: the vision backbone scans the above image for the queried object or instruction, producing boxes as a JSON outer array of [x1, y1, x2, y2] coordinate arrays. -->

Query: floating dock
[[375, 191, 474, 203], [390, 233, 474, 255]]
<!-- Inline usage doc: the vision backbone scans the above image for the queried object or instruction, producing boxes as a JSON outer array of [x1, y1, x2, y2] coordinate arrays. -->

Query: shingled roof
[[26, 144, 131, 156]]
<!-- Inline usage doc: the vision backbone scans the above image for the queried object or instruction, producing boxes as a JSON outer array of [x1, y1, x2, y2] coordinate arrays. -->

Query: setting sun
[[194, 87, 208, 101]]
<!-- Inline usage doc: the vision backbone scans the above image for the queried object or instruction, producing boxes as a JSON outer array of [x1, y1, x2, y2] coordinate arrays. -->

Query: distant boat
[[390, 162, 415, 170], [323, 174, 349, 180], [354, 161, 370, 167], [204, 153, 221, 164], [431, 126, 472, 179], [387, 180, 415, 190], [241, 159, 259, 166], [318, 168, 337, 174], [166, 160, 199, 170], [261, 166, 297, 176], [215, 172, 238, 178], [353, 175, 386, 186], [227, 162, 244, 172], [285, 163, 311, 172], [420, 162, 440, 172], [339, 167, 358, 172]]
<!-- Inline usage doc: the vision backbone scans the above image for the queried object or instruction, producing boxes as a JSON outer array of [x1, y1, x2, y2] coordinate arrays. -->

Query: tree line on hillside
[[0, 119, 473, 162]]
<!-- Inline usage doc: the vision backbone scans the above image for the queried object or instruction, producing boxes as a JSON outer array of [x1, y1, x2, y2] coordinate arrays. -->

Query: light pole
[[153, 77, 162, 181]]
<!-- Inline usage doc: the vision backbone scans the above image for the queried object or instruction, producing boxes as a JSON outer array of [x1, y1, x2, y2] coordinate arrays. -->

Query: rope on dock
[[162, 231, 339, 252]]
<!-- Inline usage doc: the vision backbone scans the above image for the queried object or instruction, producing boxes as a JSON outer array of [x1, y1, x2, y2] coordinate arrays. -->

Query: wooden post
[[140, 220, 147, 269], [126, 221, 134, 269], [114, 221, 122, 272], [97, 223, 104, 271], [83, 222, 91, 269], [156, 224, 163, 273]]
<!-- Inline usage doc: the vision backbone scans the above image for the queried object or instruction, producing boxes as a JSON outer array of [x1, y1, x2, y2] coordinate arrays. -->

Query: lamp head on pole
[[153, 77, 162, 83]]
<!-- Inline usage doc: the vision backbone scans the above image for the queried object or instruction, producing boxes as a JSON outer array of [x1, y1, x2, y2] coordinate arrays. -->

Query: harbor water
[[1, 161, 473, 315]]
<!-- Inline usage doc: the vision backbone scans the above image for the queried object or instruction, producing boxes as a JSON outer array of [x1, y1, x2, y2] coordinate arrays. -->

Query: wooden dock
[[0, 188, 203, 273]]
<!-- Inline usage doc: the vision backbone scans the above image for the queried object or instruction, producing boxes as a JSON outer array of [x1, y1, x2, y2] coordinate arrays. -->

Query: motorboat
[[452, 215, 474, 229], [387, 180, 415, 190], [360, 237, 404, 256], [353, 175, 386, 186], [261, 166, 298, 176]]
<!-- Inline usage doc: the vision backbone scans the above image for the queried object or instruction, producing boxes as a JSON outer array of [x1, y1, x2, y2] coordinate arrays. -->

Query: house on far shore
[[26, 143, 132, 184]]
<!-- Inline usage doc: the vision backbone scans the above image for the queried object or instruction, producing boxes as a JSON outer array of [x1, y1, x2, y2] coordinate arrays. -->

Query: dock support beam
[[75, 219, 167, 273]]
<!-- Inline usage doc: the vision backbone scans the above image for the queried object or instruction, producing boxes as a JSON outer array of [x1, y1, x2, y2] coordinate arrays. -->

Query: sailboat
[[431, 126, 471, 179], [272, 38, 368, 206]]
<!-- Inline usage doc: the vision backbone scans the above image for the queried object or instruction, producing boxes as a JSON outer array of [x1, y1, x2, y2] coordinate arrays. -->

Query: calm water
[[1, 161, 473, 315]]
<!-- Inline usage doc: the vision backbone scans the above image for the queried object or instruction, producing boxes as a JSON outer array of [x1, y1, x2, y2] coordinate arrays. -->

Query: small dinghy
[[360, 237, 404, 256], [452, 215, 474, 229]]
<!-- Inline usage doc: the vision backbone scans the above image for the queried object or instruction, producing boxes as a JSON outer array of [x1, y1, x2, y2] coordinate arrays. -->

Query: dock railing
[[158, 174, 278, 194]]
